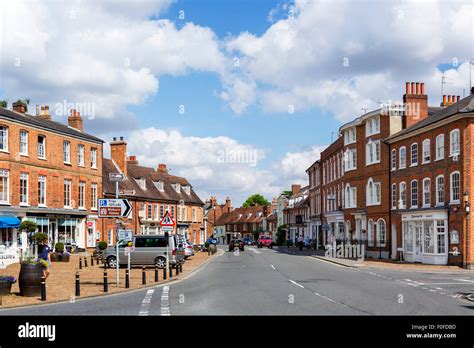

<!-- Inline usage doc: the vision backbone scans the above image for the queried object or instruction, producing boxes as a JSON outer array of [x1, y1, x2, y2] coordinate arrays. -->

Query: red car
[[257, 236, 273, 249]]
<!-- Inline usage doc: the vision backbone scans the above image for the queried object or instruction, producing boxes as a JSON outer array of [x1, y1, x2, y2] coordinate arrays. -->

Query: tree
[[242, 194, 270, 208], [281, 190, 293, 197], [276, 224, 288, 246], [0, 100, 7, 108]]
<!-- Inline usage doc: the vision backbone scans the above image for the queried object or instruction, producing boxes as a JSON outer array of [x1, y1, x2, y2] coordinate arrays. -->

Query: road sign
[[124, 246, 135, 256], [119, 189, 136, 196], [109, 173, 125, 182], [98, 199, 132, 217], [159, 211, 175, 227], [86, 221, 94, 227], [117, 229, 133, 241]]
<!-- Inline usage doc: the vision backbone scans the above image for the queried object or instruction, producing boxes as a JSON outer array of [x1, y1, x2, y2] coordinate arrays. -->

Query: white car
[[183, 240, 195, 259]]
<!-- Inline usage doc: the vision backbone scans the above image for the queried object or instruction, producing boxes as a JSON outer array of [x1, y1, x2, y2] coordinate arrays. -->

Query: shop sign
[[0, 247, 19, 269]]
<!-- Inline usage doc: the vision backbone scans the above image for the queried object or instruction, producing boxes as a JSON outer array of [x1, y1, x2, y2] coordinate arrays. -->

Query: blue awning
[[0, 216, 20, 228]]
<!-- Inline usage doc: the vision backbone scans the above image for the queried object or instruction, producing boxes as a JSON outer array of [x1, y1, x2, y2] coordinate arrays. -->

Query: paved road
[[1, 246, 473, 315]]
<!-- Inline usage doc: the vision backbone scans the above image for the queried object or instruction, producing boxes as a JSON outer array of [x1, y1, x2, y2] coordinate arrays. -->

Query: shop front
[[325, 212, 344, 245], [401, 210, 448, 265], [177, 223, 189, 240], [0, 215, 21, 267]]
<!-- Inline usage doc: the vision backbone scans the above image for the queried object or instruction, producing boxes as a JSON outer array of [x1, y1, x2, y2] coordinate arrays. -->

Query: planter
[[61, 253, 70, 262], [0, 282, 12, 296], [50, 253, 61, 262], [19, 263, 43, 297]]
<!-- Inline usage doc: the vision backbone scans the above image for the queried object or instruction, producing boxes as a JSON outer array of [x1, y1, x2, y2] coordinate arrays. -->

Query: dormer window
[[135, 178, 146, 190], [238, 214, 242, 219], [183, 185, 191, 194], [153, 181, 164, 191], [247, 213, 252, 218], [173, 183, 181, 193]]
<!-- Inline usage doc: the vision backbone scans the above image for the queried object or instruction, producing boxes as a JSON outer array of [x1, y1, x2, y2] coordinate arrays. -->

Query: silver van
[[103, 234, 184, 269]]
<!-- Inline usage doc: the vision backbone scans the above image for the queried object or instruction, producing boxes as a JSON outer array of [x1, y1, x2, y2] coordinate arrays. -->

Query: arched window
[[450, 129, 460, 156], [435, 134, 444, 160], [377, 219, 386, 247], [367, 179, 374, 205], [410, 143, 418, 166], [422, 178, 431, 207], [422, 139, 430, 163], [368, 219, 374, 246]]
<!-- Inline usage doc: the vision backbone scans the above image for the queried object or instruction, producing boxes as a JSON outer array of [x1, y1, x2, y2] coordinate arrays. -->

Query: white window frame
[[450, 171, 460, 204], [63, 141, 71, 164], [376, 219, 386, 247], [64, 179, 72, 208], [91, 183, 98, 210], [91, 148, 97, 169], [410, 143, 418, 166], [366, 116, 380, 137], [345, 149, 357, 171], [450, 129, 460, 157], [78, 144, 85, 167], [19, 130, 28, 156], [20, 172, 29, 206], [422, 178, 431, 208], [0, 169, 9, 204], [399, 146, 406, 169], [391, 149, 396, 171], [38, 175, 47, 207], [435, 134, 444, 160], [422, 139, 430, 163], [435, 175, 444, 206], [0, 126, 8, 152], [410, 180, 418, 208], [366, 140, 381, 166], [391, 183, 397, 209], [78, 181, 85, 209], [37, 135, 46, 159], [399, 182, 406, 209], [368, 219, 374, 246]]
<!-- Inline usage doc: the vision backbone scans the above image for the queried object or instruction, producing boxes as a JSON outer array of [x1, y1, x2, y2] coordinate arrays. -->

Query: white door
[[87, 226, 95, 247], [414, 223, 423, 262]]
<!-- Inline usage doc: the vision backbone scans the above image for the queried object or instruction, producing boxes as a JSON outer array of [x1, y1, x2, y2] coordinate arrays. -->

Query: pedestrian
[[37, 239, 51, 280], [298, 235, 304, 251]]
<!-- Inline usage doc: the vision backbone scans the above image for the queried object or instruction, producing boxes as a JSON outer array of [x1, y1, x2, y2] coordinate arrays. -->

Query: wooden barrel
[[19, 263, 43, 297], [61, 253, 70, 262]]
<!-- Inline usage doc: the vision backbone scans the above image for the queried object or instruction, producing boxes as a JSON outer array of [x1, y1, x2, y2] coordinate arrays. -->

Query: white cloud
[[275, 145, 325, 185]]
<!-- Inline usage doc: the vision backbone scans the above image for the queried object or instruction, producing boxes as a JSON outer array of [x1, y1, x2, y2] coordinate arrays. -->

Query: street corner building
[[306, 83, 474, 268], [0, 101, 103, 256], [100, 137, 205, 245]]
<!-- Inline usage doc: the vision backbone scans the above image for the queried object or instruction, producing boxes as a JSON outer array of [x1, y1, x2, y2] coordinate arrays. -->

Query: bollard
[[125, 269, 130, 289], [169, 265, 173, 278], [103, 269, 108, 292], [75, 272, 80, 296], [155, 265, 159, 282], [176, 263, 180, 276], [84, 256, 88, 268], [41, 276, 46, 301], [142, 266, 146, 285], [208, 248, 210, 256], [91, 255, 94, 266], [163, 267, 167, 280], [180, 263, 183, 273], [79, 257, 82, 269]]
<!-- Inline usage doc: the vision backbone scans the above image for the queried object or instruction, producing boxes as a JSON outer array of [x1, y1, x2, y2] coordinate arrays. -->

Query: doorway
[[414, 222, 423, 262]]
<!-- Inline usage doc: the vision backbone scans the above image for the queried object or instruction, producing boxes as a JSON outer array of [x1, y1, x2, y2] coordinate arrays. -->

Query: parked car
[[183, 239, 195, 259], [103, 235, 184, 269], [257, 236, 274, 249], [242, 237, 254, 245], [228, 239, 244, 252]]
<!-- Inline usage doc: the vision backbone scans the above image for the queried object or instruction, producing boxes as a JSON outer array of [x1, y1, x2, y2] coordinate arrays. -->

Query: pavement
[[0, 245, 473, 315]]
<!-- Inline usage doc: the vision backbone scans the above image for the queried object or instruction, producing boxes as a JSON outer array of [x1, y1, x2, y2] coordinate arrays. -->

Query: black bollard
[[142, 266, 146, 285], [41, 276, 46, 301], [75, 272, 80, 296], [169, 265, 173, 278], [155, 265, 159, 282], [125, 269, 130, 288], [79, 257, 82, 269], [163, 267, 167, 280], [180, 263, 183, 273], [103, 269, 108, 292], [176, 263, 180, 276], [91, 255, 94, 266], [84, 256, 88, 268], [208, 248, 210, 256]]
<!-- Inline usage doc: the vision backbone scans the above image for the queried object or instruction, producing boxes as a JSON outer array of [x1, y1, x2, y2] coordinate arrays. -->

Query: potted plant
[[0, 276, 16, 295], [19, 258, 44, 297], [93, 241, 108, 262]]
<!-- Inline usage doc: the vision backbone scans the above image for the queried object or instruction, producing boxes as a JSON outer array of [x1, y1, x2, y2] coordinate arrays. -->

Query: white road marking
[[270, 264, 276, 270], [455, 278, 474, 283], [309, 256, 347, 268], [289, 280, 304, 289], [160, 286, 171, 316], [314, 291, 339, 304], [250, 248, 261, 254], [138, 289, 155, 316]]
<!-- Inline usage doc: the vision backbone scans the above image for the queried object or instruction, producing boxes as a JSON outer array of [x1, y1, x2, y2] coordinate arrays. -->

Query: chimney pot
[[448, 95, 452, 104], [416, 82, 420, 95], [68, 108, 83, 131], [157, 164, 168, 173], [12, 100, 27, 113], [411, 82, 415, 95], [113, 137, 117, 141], [442, 95, 447, 106], [405, 82, 410, 94], [120, 136, 124, 141], [457, 95, 460, 102], [38, 105, 51, 120], [421, 83, 425, 95]]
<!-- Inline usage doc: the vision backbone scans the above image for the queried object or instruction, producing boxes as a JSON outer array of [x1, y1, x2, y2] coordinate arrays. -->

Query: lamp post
[[463, 191, 470, 268]]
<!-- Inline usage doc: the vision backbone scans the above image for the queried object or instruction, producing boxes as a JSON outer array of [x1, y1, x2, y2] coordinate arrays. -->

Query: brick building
[[100, 137, 204, 246], [0, 101, 103, 251], [387, 84, 474, 267], [284, 184, 310, 242], [306, 159, 322, 247], [203, 196, 232, 244]]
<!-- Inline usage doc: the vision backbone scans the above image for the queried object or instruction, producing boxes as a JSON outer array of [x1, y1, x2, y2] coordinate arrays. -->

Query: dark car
[[206, 237, 218, 244], [228, 239, 244, 252], [242, 237, 253, 245]]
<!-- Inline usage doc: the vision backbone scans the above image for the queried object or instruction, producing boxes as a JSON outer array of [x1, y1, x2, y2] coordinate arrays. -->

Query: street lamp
[[464, 191, 470, 269], [463, 191, 470, 213]]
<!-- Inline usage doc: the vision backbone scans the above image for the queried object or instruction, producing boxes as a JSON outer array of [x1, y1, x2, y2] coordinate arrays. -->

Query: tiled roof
[[102, 159, 204, 205], [214, 206, 266, 226], [386, 94, 474, 141], [0, 107, 103, 143]]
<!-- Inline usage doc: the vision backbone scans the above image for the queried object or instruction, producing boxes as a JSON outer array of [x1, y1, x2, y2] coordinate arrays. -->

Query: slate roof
[[386, 94, 474, 142], [214, 206, 266, 226], [102, 159, 204, 205], [0, 106, 103, 143]]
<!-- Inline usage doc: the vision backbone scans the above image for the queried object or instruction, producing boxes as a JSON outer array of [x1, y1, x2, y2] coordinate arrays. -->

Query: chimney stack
[[225, 196, 232, 211], [210, 196, 217, 207], [157, 164, 168, 173], [291, 184, 301, 196], [12, 100, 27, 113], [110, 137, 128, 176], [68, 109, 83, 131], [127, 155, 138, 165], [403, 81, 428, 128], [441, 95, 461, 107], [38, 105, 51, 121]]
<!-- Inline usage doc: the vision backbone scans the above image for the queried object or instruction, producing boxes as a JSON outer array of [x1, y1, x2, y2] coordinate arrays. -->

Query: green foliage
[[281, 190, 292, 197], [252, 230, 260, 241], [242, 194, 270, 208], [97, 241, 108, 250], [276, 224, 287, 245], [19, 220, 37, 233], [0, 100, 7, 108], [32, 232, 48, 244], [55, 242, 64, 252]]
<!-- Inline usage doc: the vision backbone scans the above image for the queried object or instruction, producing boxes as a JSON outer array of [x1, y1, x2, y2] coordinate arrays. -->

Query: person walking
[[37, 240, 51, 280], [298, 235, 304, 251]]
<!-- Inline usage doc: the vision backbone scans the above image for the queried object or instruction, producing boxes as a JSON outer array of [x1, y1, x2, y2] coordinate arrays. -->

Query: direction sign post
[[160, 212, 176, 277]]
